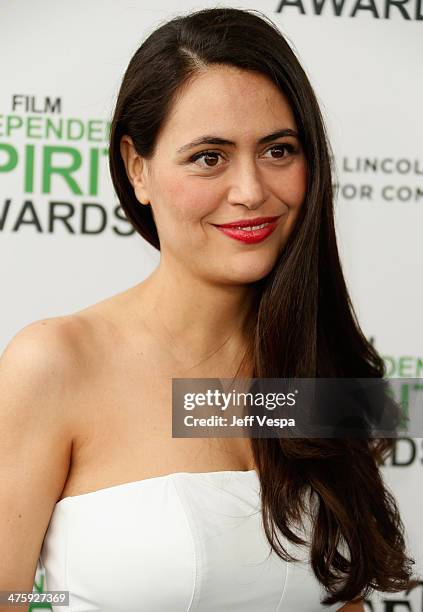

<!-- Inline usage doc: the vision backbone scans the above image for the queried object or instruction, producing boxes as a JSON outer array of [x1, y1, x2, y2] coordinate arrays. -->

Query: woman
[[1, 6, 418, 612]]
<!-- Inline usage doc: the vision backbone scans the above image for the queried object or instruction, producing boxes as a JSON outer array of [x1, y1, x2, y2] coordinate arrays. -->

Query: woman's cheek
[[175, 191, 218, 224], [292, 161, 308, 203]]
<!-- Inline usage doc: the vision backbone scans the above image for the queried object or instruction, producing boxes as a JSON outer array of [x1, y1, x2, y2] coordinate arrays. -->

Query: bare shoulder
[[337, 599, 365, 611], [1, 282, 146, 394], [2, 314, 81, 376], [0, 314, 94, 455], [0, 314, 96, 391]]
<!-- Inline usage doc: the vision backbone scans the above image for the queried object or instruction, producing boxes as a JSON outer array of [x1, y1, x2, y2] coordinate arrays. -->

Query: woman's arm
[[0, 320, 75, 609]]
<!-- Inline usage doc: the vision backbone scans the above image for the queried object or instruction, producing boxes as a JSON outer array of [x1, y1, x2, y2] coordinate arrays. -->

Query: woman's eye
[[263, 144, 296, 159], [189, 144, 296, 169], [190, 151, 222, 168]]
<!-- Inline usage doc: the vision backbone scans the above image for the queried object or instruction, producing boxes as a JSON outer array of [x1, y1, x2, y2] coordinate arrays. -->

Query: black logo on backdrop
[[276, 0, 423, 20], [365, 581, 423, 610], [383, 437, 423, 467], [1, 94, 133, 236]]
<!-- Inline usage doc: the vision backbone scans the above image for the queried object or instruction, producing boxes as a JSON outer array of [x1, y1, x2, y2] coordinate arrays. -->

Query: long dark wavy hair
[[108, 6, 419, 606]]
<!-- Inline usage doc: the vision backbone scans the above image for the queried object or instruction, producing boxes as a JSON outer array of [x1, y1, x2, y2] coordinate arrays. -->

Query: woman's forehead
[[159, 66, 296, 146]]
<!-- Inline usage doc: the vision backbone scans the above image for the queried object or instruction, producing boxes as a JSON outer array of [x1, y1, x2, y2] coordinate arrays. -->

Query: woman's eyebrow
[[176, 128, 299, 154]]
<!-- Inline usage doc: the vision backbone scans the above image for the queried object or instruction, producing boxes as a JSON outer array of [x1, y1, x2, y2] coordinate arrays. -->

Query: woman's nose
[[226, 159, 268, 209]]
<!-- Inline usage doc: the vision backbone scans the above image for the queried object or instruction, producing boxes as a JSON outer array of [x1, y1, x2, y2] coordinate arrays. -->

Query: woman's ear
[[119, 135, 151, 205]]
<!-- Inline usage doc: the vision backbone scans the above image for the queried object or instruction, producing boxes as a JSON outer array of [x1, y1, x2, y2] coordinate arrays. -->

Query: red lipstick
[[211, 215, 281, 244]]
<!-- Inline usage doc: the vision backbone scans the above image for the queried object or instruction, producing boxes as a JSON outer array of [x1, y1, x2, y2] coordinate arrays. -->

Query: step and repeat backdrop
[[1, 0, 422, 610]]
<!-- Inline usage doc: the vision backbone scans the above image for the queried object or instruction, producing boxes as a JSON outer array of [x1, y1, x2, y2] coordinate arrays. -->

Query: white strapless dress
[[38, 469, 343, 611]]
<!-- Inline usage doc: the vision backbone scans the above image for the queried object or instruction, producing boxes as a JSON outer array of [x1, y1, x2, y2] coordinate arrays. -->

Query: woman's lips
[[213, 220, 279, 244]]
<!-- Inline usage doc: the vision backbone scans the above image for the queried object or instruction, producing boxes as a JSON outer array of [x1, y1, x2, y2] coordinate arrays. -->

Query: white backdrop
[[1, 1, 422, 610]]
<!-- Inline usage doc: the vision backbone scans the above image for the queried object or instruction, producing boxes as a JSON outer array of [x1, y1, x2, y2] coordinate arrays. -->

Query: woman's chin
[[215, 261, 276, 285]]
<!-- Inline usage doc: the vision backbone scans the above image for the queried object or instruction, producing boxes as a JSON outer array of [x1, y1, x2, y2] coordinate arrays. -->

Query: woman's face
[[124, 64, 307, 285]]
